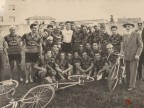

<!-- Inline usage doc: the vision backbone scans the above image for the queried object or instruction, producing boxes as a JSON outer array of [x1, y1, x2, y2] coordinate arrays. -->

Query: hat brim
[[123, 23, 135, 28]]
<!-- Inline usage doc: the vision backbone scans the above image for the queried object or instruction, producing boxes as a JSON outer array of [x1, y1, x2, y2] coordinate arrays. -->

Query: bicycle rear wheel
[[68, 75, 94, 82], [0, 80, 19, 95], [20, 84, 55, 108], [108, 64, 119, 91]]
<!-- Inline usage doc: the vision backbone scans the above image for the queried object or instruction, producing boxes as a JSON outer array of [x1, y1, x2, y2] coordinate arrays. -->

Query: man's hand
[[135, 55, 139, 60], [40, 68, 47, 72], [81, 69, 86, 73], [52, 70, 56, 75]]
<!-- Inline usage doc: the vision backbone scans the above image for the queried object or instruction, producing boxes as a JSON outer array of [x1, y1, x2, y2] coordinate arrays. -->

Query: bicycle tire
[[1, 103, 13, 108], [68, 75, 94, 82], [108, 64, 120, 91], [0, 80, 19, 95], [20, 84, 55, 108]]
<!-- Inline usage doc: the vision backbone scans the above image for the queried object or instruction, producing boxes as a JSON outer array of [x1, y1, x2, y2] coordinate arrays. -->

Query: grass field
[[1, 75, 144, 108]]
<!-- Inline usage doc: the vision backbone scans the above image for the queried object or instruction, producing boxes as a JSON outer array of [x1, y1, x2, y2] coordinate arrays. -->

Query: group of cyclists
[[1, 21, 124, 85]]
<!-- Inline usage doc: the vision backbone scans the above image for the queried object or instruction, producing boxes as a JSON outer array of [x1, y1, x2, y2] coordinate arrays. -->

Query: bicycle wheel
[[68, 75, 94, 82], [108, 64, 120, 91], [0, 80, 19, 95], [20, 84, 55, 108]]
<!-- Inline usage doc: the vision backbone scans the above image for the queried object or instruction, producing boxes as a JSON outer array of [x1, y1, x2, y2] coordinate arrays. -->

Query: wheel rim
[[20, 84, 55, 108], [68, 75, 94, 82], [0, 80, 19, 95], [108, 78, 118, 91]]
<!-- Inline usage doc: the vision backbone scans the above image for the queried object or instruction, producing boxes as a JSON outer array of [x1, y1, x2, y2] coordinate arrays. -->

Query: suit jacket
[[123, 31, 143, 61]]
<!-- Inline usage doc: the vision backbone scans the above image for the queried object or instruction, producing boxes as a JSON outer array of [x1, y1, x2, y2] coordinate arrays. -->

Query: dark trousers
[[0, 50, 4, 81], [62, 42, 72, 53], [138, 53, 144, 80], [125, 60, 138, 88]]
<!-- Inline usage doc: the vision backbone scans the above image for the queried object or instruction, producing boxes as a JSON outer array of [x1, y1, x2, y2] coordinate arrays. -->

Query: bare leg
[[16, 60, 23, 81], [9, 60, 15, 80], [25, 63, 31, 83]]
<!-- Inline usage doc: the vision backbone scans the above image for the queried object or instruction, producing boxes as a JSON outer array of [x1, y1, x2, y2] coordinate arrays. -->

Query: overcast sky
[[1, 0, 144, 22]]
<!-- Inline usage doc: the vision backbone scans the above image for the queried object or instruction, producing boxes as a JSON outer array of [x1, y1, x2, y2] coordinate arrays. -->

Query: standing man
[[21, 24, 42, 83], [4, 26, 23, 81], [109, 26, 123, 53], [61, 21, 73, 53], [0, 25, 4, 81], [137, 22, 144, 81], [123, 22, 143, 90]]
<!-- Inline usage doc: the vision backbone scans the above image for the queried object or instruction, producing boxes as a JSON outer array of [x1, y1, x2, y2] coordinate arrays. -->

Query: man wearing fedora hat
[[137, 22, 144, 81], [123, 22, 143, 90]]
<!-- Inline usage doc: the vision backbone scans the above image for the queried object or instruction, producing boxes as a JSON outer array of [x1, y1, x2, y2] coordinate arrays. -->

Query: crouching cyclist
[[97, 44, 118, 80], [34, 50, 57, 83]]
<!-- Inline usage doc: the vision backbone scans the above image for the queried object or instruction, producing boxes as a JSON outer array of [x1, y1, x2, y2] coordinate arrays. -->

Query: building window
[[0, 16, 3, 22], [9, 5, 15, 11], [9, 16, 15, 22]]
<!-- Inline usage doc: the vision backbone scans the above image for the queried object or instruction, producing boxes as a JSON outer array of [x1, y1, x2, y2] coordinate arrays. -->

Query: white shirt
[[62, 29, 73, 43]]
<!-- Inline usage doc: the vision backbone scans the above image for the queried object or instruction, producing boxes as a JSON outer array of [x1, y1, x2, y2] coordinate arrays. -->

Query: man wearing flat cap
[[123, 22, 143, 90], [137, 22, 144, 81]]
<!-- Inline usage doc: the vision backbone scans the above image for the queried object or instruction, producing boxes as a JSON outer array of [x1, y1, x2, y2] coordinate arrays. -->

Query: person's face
[[71, 24, 76, 30], [126, 25, 132, 31], [9, 28, 16, 35], [48, 39, 53, 44], [107, 47, 114, 54], [65, 23, 71, 30], [0, 27, 2, 33], [100, 28, 105, 33], [56, 26, 61, 32], [47, 27, 53, 34], [82, 27, 88, 34], [67, 54, 72, 60], [111, 28, 117, 35], [85, 43, 91, 49], [31, 26, 38, 33], [94, 54, 101, 60], [82, 53, 88, 60], [60, 23, 65, 30], [60, 53, 65, 60], [79, 45, 84, 50], [92, 43, 99, 50], [94, 26, 98, 31], [50, 22, 55, 26], [138, 24, 143, 30], [53, 45, 58, 50], [45, 51, 52, 58], [74, 52, 79, 58]]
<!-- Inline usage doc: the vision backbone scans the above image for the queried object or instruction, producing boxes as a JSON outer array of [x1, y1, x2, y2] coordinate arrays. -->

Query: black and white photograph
[[0, 0, 144, 108]]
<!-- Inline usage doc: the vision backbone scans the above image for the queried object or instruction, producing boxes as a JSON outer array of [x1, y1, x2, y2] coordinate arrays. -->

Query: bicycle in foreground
[[1, 75, 94, 108], [107, 53, 126, 91]]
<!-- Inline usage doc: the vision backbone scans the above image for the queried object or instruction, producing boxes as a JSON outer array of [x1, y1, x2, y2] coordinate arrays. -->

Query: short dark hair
[[30, 23, 37, 29], [111, 25, 117, 30], [65, 21, 71, 25], [71, 21, 75, 25], [59, 22, 64, 25], [47, 24, 53, 29]]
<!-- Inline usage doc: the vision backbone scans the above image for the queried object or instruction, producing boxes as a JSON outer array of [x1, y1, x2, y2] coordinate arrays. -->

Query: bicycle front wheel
[[20, 84, 55, 108], [0, 80, 19, 95], [108, 64, 119, 91]]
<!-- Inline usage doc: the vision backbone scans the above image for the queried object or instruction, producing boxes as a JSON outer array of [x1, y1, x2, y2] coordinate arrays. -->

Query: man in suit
[[123, 22, 143, 90], [137, 22, 144, 81]]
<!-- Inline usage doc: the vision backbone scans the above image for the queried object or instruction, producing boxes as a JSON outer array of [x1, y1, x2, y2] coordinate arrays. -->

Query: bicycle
[[2, 75, 94, 108], [107, 53, 126, 91]]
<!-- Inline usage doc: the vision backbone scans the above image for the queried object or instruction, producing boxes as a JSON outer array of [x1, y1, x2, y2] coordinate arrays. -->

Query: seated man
[[76, 52, 94, 77], [55, 52, 73, 80], [93, 52, 109, 80], [77, 43, 85, 57], [51, 44, 59, 59], [34, 50, 57, 83]]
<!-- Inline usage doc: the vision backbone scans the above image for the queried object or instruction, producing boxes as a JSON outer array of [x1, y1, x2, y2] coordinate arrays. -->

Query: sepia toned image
[[0, 0, 144, 108]]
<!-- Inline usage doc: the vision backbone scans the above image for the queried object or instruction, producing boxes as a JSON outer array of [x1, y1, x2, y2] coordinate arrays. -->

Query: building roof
[[117, 18, 141, 23], [25, 16, 56, 20]]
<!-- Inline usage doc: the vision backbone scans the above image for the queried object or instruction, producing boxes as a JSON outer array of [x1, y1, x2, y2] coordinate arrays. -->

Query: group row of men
[[0, 20, 143, 91]]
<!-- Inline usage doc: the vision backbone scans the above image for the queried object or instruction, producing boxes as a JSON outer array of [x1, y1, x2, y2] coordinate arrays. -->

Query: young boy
[[55, 52, 73, 80], [34, 50, 57, 83]]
